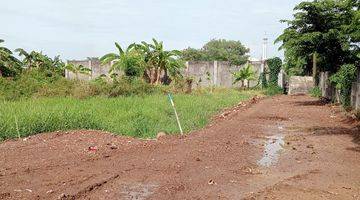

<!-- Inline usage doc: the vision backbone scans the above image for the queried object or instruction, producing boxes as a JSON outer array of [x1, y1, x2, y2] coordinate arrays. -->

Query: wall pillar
[[213, 61, 218, 86], [278, 69, 285, 88]]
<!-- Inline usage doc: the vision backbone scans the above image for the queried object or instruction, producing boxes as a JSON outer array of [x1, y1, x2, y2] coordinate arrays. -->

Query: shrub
[[309, 87, 322, 98], [330, 64, 357, 107], [267, 57, 282, 85], [109, 77, 157, 97], [260, 72, 268, 88]]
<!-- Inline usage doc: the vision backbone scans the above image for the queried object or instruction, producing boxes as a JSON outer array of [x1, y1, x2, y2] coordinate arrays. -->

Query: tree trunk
[[143, 69, 151, 83], [312, 52, 318, 85], [0, 68, 2, 77], [150, 68, 156, 84], [241, 80, 244, 88], [155, 67, 161, 85]]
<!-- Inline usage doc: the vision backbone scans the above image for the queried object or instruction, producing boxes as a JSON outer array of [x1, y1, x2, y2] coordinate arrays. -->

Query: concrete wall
[[66, 59, 112, 81], [288, 76, 314, 95], [184, 61, 261, 88], [319, 70, 359, 109], [66, 58, 262, 88], [319, 71, 336, 100], [277, 69, 286, 88], [351, 69, 360, 110]]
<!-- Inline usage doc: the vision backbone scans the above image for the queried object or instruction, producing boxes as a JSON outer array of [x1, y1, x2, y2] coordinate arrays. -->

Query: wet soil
[[0, 95, 359, 200]]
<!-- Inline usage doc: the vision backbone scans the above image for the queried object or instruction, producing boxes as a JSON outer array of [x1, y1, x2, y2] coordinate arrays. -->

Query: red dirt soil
[[0, 95, 359, 200]]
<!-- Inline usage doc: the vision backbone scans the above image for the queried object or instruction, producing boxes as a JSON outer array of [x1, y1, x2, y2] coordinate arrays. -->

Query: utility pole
[[260, 37, 268, 74], [260, 36, 268, 88]]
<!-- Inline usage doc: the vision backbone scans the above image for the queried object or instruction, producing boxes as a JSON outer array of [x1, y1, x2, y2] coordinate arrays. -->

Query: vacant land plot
[[0, 95, 359, 199], [0, 89, 262, 140]]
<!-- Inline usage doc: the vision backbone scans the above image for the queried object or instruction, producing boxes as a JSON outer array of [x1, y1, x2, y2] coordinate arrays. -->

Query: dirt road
[[1, 95, 359, 200]]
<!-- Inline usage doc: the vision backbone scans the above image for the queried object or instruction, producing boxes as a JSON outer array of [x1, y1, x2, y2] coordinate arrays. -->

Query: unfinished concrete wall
[[184, 61, 216, 88], [184, 61, 261, 88], [319, 71, 337, 100], [66, 59, 262, 88], [65, 60, 91, 81], [277, 69, 286, 88], [66, 59, 111, 80], [288, 76, 314, 95], [351, 70, 360, 110]]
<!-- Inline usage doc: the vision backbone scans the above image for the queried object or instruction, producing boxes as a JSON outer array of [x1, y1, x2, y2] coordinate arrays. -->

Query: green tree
[[276, 0, 359, 75], [233, 63, 256, 88], [100, 42, 145, 78], [15, 48, 65, 76], [181, 47, 205, 61], [0, 39, 22, 77], [182, 39, 249, 66], [330, 64, 358, 107]]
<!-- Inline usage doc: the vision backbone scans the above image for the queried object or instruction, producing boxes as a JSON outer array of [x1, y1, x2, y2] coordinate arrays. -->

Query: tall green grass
[[0, 89, 262, 140]]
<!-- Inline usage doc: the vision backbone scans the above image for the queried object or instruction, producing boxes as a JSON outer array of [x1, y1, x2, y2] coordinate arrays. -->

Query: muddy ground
[[0, 95, 359, 200]]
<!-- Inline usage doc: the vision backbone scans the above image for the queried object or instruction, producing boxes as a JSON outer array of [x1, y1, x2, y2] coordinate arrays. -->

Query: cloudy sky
[[1, 0, 303, 60]]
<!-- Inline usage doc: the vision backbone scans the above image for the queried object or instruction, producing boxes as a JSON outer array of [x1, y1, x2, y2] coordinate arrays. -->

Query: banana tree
[[138, 39, 184, 84], [233, 63, 256, 88], [65, 63, 92, 80], [0, 39, 22, 77], [100, 42, 144, 79], [15, 48, 34, 69]]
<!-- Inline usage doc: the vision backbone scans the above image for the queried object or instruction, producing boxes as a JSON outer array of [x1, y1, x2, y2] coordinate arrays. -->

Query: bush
[[267, 57, 282, 85], [260, 72, 268, 88], [309, 87, 322, 98], [0, 69, 164, 100], [0, 70, 61, 100], [330, 64, 357, 108], [109, 77, 158, 97]]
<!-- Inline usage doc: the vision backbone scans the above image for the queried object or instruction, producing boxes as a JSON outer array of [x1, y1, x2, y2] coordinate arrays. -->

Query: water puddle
[[257, 135, 284, 167]]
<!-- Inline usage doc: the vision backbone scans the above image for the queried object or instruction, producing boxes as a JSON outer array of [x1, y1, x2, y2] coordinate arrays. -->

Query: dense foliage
[[182, 39, 249, 65], [330, 64, 358, 107], [276, 0, 359, 76], [267, 57, 282, 86], [0, 39, 22, 77], [101, 39, 184, 85], [309, 87, 322, 98]]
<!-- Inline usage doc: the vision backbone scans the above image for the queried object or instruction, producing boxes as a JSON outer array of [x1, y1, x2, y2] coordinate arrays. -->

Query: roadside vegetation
[[0, 89, 264, 141], [276, 0, 359, 108], [0, 37, 276, 141]]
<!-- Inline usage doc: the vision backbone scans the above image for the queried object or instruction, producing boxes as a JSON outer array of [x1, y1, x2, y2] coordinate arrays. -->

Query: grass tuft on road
[[0, 89, 263, 141]]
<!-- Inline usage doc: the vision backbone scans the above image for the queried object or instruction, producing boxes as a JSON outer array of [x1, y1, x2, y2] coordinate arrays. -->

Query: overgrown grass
[[0, 89, 263, 140]]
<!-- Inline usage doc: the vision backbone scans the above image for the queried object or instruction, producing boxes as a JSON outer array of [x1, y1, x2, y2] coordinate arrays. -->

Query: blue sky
[[1, 0, 303, 60]]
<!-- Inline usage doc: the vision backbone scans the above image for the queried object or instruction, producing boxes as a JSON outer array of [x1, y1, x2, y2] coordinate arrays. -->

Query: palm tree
[[233, 63, 256, 88], [65, 63, 92, 80], [100, 42, 144, 78], [0, 39, 21, 77]]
